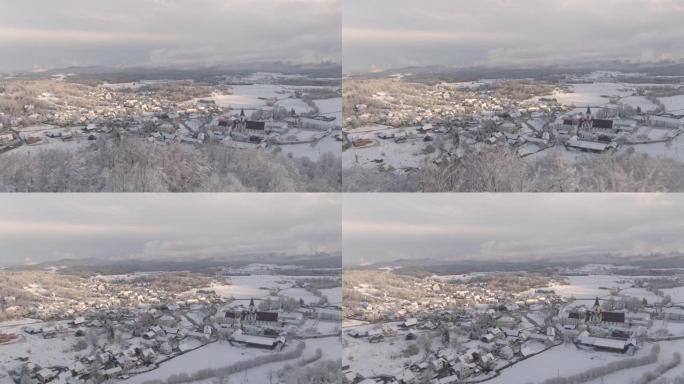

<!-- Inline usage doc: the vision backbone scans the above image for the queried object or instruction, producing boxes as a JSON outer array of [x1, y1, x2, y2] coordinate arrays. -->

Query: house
[[141, 348, 156, 362], [245, 121, 266, 131], [159, 341, 174, 355], [116, 355, 136, 370], [592, 119, 614, 130], [230, 330, 285, 349], [255, 311, 278, 326], [565, 136, 613, 153], [367, 329, 384, 343], [404, 318, 418, 328], [499, 345, 515, 360], [279, 311, 304, 324], [70, 362, 88, 376], [601, 311, 626, 324], [36, 368, 58, 383], [577, 335, 636, 353], [481, 333, 495, 343], [102, 366, 123, 379], [347, 329, 368, 338]]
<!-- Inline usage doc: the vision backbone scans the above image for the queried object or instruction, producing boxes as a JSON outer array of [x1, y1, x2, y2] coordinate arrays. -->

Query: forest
[[0, 137, 341, 192], [343, 146, 684, 192]]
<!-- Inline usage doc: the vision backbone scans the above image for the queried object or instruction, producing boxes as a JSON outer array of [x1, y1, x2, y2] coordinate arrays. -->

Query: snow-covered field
[[210, 84, 286, 109], [621, 95, 659, 112], [554, 83, 634, 107], [165, 336, 341, 384], [315, 98, 342, 123], [209, 275, 337, 303], [343, 322, 417, 378], [660, 95, 684, 113], [280, 134, 340, 161], [124, 341, 286, 383], [487, 338, 684, 384], [549, 275, 665, 303], [209, 85, 338, 117], [320, 288, 342, 305], [343, 126, 451, 169], [488, 343, 640, 384], [663, 286, 684, 304], [0, 320, 81, 374]]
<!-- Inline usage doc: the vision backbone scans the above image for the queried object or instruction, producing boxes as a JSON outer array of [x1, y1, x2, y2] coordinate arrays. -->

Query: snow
[[279, 134, 340, 161], [279, 287, 320, 305], [320, 288, 342, 305], [209, 275, 339, 305], [554, 83, 634, 107], [663, 286, 684, 304], [125, 337, 340, 384], [659, 95, 684, 113], [277, 98, 314, 115], [210, 276, 293, 300], [343, 126, 451, 169], [620, 96, 659, 112], [0, 320, 81, 373], [550, 275, 665, 303], [343, 322, 416, 378], [487, 343, 634, 384], [314, 98, 342, 123], [124, 341, 279, 383]]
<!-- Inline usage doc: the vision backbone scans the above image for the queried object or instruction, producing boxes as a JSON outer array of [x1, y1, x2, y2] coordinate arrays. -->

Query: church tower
[[239, 109, 247, 131], [590, 297, 602, 323], [248, 297, 256, 323]]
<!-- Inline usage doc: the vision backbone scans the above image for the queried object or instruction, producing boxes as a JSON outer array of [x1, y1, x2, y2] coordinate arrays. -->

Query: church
[[232, 109, 266, 133], [224, 298, 279, 329]]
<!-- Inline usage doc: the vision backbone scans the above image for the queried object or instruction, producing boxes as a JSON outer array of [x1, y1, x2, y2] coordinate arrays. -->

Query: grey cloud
[[343, 0, 684, 72], [0, 194, 341, 266], [342, 194, 684, 265], [0, 0, 341, 72]]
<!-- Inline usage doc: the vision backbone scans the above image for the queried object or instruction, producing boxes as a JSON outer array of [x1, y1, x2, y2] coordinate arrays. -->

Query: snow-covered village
[[342, 0, 684, 192], [341, 194, 684, 384], [343, 266, 684, 384], [0, 68, 342, 192], [0, 265, 341, 384], [0, 194, 343, 384], [342, 69, 684, 192], [0, 0, 342, 192]]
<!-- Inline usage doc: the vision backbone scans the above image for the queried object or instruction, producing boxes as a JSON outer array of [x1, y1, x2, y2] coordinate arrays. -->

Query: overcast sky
[[0, 0, 340, 72], [0, 194, 340, 266], [343, 0, 684, 72], [343, 194, 684, 265]]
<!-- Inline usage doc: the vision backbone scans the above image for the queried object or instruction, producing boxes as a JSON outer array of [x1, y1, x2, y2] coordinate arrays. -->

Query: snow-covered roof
[[579, 335, 629, 350], [232, 332, 281, 347]]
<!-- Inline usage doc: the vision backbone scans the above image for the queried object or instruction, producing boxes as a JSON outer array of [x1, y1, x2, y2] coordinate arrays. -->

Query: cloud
[[343, 0, 684, 72], [0, 0, 341, 71], [0, 194, 341, 266], [342, 194, 684, 265]]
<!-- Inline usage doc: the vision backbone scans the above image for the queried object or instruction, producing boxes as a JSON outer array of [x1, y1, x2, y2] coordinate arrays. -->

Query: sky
[[343, 0, 684, 72], [0, 0, 341, 72], [343, 194, 684, 265], [0, 194, 341, 266]]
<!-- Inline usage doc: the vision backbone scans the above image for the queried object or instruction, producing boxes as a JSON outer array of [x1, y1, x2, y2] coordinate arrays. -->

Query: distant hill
[[13, 62, 342, 84], [8, 252, 341, 276], [351, 253, 684, 276], [349, 60, 684, 83]]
